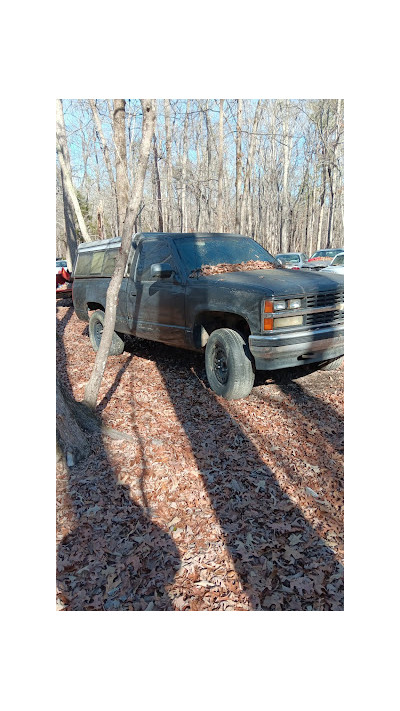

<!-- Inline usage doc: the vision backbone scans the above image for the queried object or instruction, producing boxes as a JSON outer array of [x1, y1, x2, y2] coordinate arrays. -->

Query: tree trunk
[[59, 163, 76, 270], [84, 99, 156, 409], [204, 100, 213, 228], [89, 99, 119, 232], [316, 165, 326, 251], [56, 99, 91, 248], [327, 98, 342, 247], [153, 134, 164, 231], [97, 200, 105, 240], [240, 100, 262, 234], [113, 99, 129, 235], [164, 99, 173, 231], [217, 99, 224, 232], [181, 100, 190, 232], [281, 100, 292, 254], [235, 99, 243, 233], [56, 375, 90, 465]]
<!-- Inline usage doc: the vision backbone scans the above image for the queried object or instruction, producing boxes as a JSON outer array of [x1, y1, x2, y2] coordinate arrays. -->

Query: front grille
[[306, 290, 344, 309], [305, 310, 344, 326]]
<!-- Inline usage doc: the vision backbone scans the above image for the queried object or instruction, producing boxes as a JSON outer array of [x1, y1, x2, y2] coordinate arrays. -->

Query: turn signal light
[[263, 318, 273, 330], [264, 301, 273, 313]]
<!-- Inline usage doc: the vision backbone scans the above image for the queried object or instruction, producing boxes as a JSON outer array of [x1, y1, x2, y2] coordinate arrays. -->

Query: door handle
[[130, 290, 136, 297]]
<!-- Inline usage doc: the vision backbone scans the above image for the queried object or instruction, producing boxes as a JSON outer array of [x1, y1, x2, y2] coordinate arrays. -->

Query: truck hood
[[193, 268, 343, 297]]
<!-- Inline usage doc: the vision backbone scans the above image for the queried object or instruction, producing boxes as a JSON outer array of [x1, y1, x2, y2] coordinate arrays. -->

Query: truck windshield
[[174, 236, 277, 274]]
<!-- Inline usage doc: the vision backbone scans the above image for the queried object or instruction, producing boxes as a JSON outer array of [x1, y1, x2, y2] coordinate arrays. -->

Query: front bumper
[[248, 324, 344, 370]]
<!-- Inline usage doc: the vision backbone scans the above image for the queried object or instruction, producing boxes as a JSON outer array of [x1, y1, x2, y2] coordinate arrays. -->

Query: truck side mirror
[[151, 263, 173, 279]]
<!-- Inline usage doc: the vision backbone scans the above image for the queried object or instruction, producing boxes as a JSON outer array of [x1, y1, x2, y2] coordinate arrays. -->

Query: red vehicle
[[303, 248, 344, 271], [56, 265, 73, 299]]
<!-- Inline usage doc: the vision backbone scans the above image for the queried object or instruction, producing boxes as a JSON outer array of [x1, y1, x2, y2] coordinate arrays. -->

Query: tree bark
[[240, 100, 262, 234], [204, 100, 213, 228], [181, 100, 190, 232], [113, 99, 129, 235], [316, 164, 326, 251], [97, 200, 105, 240], [235, 99, 243, 233], [217, 99, 224, 232], [153, 134, 164, 231], [56, 99, 91, 248], [281, 100, 292, 253], [56, 375, 90, 465], [84, 100, 156, 409], [327, 98, 342, 247], [164, 99, 174, 232], [89, 99, 119, 232]]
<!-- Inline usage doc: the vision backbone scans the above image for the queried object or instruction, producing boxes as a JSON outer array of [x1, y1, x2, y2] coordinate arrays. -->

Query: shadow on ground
[[122, 337, 344, 610], [56, 310, 181, 611]]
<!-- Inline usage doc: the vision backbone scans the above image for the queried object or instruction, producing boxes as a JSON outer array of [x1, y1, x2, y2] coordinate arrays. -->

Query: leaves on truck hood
[[189, 260, 279, 278]]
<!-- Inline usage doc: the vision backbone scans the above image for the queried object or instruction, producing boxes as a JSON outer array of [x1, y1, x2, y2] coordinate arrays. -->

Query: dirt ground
[[56, 300, 344, 611]]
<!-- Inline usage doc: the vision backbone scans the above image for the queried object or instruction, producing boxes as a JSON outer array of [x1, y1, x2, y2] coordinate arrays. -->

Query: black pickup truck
[[72, 232, 344, 399]]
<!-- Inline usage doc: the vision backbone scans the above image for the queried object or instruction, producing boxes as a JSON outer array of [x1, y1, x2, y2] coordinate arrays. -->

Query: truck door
[[127, 237, 186, 347]]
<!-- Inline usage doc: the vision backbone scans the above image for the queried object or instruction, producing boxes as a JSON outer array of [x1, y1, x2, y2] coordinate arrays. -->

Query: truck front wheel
[[88, 310, 125, 356], [318, 355, 344, 371], [205, 328, 255, 400]]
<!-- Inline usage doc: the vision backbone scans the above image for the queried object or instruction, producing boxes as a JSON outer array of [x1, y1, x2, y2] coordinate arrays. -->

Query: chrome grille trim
[[306, 290, 344, 309]]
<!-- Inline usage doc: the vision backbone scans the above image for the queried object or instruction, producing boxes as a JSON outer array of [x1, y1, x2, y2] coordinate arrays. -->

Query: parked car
[[73, 232, 344, 400], [303, 248, 344, 270], [322, 252, 344, 274], [276, 252, 309, 270]]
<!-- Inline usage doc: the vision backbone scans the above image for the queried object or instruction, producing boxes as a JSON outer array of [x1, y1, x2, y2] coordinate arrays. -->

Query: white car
[[322, 252, 344, 274]]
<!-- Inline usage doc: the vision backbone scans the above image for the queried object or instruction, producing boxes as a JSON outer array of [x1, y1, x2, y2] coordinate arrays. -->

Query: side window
[[74, 252, 92, 276], [90, 250, 105, 275], [102, 248, 118, 277], [135, 240, 174, 281]]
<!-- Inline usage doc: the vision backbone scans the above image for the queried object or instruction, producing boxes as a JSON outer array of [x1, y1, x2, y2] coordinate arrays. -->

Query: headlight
[[274, 300, 286, 310], [288, 298, 301, 309]]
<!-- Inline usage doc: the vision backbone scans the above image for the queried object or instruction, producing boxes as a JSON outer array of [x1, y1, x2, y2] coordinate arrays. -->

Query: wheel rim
[[94, 319, 103, 347], [213, 344, 229, 385]]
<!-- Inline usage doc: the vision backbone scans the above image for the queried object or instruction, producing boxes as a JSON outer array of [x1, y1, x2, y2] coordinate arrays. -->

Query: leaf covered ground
[[56, 302, 344, 611]]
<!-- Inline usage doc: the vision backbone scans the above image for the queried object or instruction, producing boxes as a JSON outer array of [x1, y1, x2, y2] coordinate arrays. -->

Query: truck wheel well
[[194, 312, 250, 348], [87, 302, 105, 313]]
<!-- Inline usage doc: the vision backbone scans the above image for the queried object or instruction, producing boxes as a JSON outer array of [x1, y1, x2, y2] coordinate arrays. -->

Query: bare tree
[[280, 99, 292, 253], [181, 100, 191, 232], [153, 134, 164, 231], [327, 98, 343, 247], [239, 100, 262, 233], [163, 99, 174, 231], [56, 99, 91, 258], [57, 99, 344, 263], [84, 99, 156, 409], [89, 99, 118, 230], [217, 99, 224, 232], [113, 99, 129, 235], [235, 99, 243, 233]]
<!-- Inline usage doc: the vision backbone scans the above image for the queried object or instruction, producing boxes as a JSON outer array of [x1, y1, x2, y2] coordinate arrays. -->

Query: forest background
[[56, 98, 343, 268]]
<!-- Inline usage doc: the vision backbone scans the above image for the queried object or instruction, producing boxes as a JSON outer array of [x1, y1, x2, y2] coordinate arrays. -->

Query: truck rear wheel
[[205, 328, 255, 400], [88, 310, 125, 356]]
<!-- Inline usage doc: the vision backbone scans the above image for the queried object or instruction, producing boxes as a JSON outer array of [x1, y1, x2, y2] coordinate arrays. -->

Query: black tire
[[205, 328, 255, 400], [88, 310, 125, 356], [318, 355, 344, 371]]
